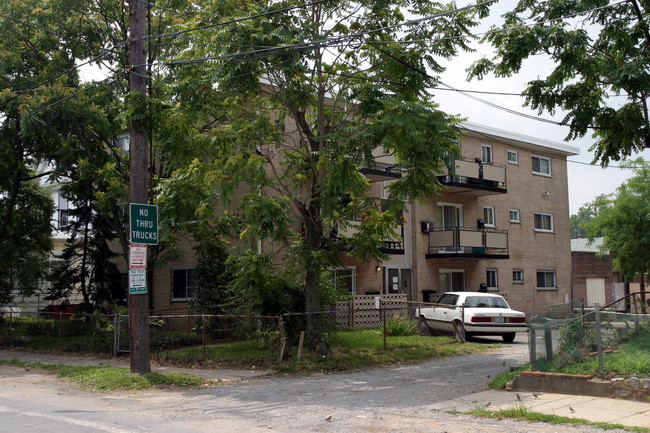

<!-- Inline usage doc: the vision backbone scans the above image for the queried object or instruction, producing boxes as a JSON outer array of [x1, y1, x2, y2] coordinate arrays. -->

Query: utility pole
[[128, 0, 151, 374]]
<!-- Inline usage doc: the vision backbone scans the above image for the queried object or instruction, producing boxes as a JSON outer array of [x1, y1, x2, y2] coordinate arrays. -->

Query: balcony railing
[[334, 220, 405, 255], [425, 227, 508, 259], [437, 158, 507, 195], [359, 161, 402, 183]]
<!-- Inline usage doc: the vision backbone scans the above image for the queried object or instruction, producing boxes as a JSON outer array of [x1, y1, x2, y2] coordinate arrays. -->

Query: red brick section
[[520, 371, 593, 380], [571, 251, 624, 305]]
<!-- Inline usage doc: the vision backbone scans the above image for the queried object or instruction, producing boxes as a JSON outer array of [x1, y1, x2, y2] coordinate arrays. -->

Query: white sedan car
[[416, 292, 527, 342]]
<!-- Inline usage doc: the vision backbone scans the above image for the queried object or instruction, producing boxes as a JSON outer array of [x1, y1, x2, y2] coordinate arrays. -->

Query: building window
[[334, 268, 356, 295], [513, 269, 524, 284], [537, 270, 556, 290], [483, 206, 495, 227], [532, 155, 551, 175], [486, 269, 498, 291], [481, 144, 493, 163], [57, 192, 69, 229], [113, 134, 130, 152], [509, 209, 520, 223], [507, 150, 518, 164], [534, 212, 554, 232], [171, 268, 196, 300]]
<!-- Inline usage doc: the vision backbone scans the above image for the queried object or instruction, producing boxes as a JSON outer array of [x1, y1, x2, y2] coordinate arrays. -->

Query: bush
[[384, 317, 418, 337]]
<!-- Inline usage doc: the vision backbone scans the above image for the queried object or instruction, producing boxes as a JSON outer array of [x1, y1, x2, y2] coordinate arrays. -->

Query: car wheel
[[417, 315, 431, 336], [502, 333, 516, 343]]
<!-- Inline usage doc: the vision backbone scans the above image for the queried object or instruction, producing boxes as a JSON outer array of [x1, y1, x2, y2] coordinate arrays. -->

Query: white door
[[586, 278, 606, 307], [385, 268, 413, 301]]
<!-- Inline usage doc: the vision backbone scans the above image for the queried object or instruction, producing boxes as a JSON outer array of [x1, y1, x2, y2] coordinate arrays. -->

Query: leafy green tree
[[0, 0, 132, 305], [570, 200, 605, 238], [158, 0, 488, 353], [0, 180, 54, 304], [469, 0, 650, 165], [586, 158, 650, 311]]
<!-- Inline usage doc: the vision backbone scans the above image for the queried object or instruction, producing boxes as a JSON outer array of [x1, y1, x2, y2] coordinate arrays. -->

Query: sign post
[[128, 0, 151, 374]]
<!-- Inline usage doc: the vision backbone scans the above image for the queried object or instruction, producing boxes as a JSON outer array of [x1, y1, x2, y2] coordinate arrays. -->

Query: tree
[[48, 162, 124, 313], [469, 0, 650, 165], [0, 0, 131, 304], [0, 180, 54, 304], [585, 158, 650, 311], [570, 200, 605, 238], [158, 0, 489, 353]]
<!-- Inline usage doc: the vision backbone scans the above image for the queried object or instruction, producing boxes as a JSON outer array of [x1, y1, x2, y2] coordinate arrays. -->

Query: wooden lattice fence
[[334, 294, 408, 329]]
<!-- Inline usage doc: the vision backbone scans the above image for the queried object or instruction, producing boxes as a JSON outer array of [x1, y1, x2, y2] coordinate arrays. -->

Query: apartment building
[[147, 122, 578, 316], [336, 123, 578, 314]]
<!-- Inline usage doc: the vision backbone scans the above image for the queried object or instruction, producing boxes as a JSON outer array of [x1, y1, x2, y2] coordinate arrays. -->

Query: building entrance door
[[384, 267, 412, 300], [439, 270, 465, 295]]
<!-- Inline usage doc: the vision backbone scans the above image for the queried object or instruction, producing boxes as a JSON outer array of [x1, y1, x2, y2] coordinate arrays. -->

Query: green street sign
[[130, 203, 158, 245]]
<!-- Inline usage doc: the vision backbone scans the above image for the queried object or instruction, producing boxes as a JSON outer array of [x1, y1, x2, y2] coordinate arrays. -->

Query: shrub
[[384, 317, 418, 337]]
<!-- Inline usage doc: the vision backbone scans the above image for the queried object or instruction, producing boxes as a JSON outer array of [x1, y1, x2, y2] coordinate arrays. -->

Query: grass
[[0, 359, 208, 391], [529, 332, 650, 379], [555, 332, 650, 378], [468, 406, 649, 432], [154, 330, 494, 374], [488, 332, 650, 390], [487, 364, 530, 389]]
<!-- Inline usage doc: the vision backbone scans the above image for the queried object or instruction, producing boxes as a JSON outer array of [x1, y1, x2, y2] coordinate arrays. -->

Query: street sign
[[129, 244, 147, 269], [130, 203, 158, 245], [129, 268, 147, 294]]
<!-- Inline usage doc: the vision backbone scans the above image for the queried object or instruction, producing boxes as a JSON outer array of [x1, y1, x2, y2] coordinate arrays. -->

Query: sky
[[433, 0, 650, 215]]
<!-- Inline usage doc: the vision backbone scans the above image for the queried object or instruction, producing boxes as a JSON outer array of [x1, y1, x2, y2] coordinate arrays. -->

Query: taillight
[[508, 317, 526, 323], [471, 317, 491, 322]]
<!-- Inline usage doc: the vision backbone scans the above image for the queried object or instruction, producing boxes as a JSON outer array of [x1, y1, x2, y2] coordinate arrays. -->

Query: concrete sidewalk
[[435, 389, 650, 429], [0, 349, 268, 382]]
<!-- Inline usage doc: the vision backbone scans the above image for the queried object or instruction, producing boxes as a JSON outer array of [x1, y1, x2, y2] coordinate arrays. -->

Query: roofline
[[460, 122, 580, 157]]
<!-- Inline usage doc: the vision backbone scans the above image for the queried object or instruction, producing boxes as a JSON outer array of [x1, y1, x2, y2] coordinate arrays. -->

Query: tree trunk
[[303, 207, 329, 355]]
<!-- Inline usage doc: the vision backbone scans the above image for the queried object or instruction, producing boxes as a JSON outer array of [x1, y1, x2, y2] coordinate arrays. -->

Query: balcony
[[334, 220, 405, 255], [425, 226, 508, 259], [438, 159, 507, 196], [359, 161, 402, 183]]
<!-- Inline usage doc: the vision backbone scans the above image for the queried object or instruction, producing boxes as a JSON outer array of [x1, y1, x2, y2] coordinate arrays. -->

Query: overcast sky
[[434, 0, 650, 215]]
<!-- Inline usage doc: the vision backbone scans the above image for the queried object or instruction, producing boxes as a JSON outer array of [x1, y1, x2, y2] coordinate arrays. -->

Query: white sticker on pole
[[129, 244, 147, 269], [129, 268, 147, 295]]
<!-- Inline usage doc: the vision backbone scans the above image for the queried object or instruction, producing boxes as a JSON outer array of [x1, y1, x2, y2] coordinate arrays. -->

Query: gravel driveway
[[0, 334, 632, 432]]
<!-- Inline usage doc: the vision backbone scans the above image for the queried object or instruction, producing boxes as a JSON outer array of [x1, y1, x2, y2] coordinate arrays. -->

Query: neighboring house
[[571, 237, 629, 310], [146, 122, 578, 316]]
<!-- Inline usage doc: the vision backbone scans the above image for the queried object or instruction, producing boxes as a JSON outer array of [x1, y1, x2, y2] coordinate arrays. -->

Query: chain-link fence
[[528, 294, 650, 375], [1, 297, 458, 363], [0, 310, 117, 354]]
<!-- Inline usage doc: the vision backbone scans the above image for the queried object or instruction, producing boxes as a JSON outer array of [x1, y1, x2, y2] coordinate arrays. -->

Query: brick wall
[[571, 251, 624, 306]]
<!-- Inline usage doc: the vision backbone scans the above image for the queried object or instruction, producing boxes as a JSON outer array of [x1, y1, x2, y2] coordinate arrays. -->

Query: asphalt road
[[0, 334, 632, 433]]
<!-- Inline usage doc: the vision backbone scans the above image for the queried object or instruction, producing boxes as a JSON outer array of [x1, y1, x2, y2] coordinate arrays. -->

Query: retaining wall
[[511, 371, 650, 402]]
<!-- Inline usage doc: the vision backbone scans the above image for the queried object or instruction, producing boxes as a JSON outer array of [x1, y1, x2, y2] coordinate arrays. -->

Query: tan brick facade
[[138, 123, 578, 317], [361, 124, 578, 315]]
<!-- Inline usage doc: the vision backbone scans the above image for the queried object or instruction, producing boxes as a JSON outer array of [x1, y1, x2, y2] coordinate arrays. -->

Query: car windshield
[[464, 296, 509, 308]]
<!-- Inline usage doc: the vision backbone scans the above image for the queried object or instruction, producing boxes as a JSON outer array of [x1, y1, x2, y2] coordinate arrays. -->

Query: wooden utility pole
[[128, 0, 151, 374]]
